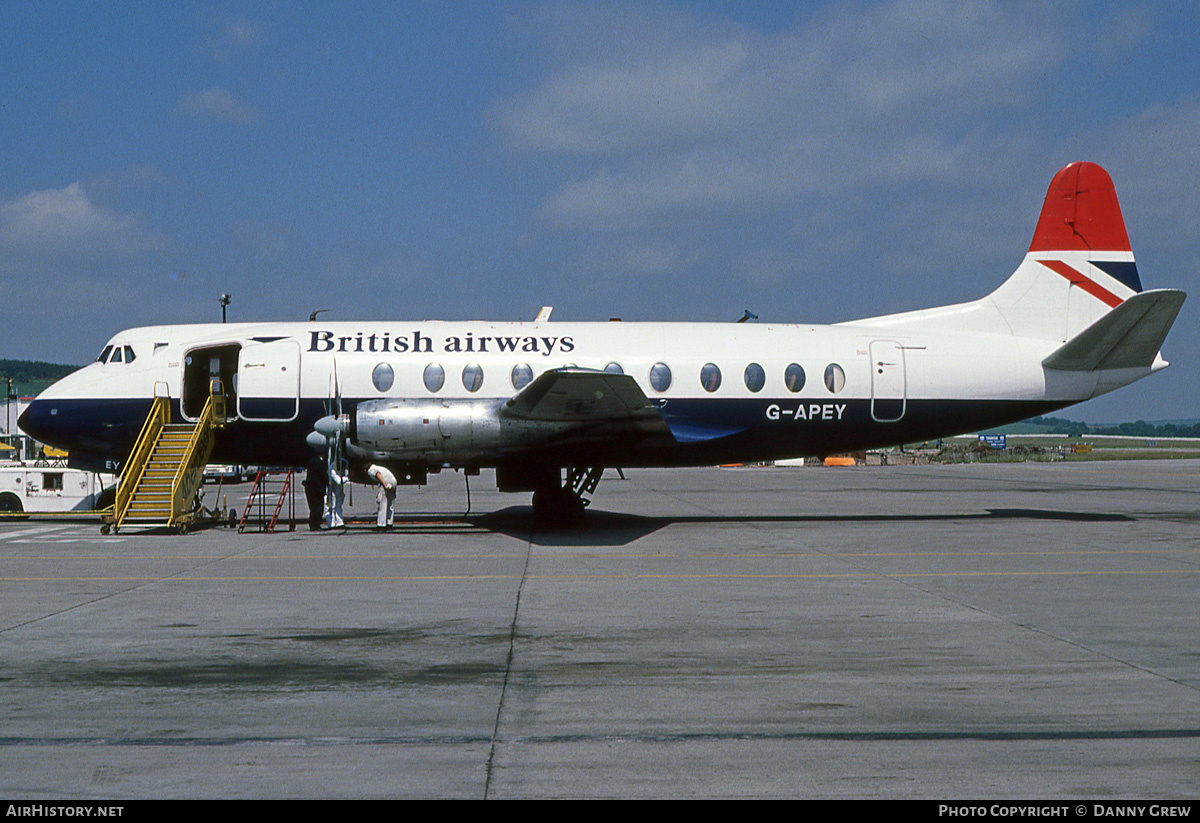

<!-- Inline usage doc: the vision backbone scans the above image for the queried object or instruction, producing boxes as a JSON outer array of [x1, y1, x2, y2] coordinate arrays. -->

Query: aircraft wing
[[501, 368, 747, 445], [501, 368, 662, 424]]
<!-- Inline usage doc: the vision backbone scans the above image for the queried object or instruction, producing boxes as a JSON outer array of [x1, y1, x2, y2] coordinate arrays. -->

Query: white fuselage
[[20, 316, 1135, 477]]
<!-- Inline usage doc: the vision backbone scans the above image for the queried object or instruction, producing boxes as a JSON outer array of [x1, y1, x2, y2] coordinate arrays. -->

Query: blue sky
[[2, 1, 1198, 422]]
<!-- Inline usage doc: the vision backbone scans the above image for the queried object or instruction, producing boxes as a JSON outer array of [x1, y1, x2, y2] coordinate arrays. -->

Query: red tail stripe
[[1029, 162, 1132, 253], [1038, 259, 1124, 308]]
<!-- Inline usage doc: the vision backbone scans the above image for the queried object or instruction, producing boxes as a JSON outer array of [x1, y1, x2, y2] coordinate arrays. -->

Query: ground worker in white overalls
[[367, 464, 397, 528], [326, 462, 346, 529]]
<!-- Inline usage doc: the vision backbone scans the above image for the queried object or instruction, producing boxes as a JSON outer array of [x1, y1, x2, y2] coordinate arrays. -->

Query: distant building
[[2, 398, 36, 461]]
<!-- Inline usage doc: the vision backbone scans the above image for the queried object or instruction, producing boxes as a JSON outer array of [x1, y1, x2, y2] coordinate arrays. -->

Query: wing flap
[[502, 368, 662, 423]]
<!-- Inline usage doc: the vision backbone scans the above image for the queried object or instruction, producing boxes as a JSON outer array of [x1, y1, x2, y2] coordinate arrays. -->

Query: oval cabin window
[[784, 363, 805, 392], [372, 363, 394, 392], [423, 363, 445, 393], [649, 363, 672, 392], [824, 363, 846, 393], [462, 364, 484, 393], [744, 363, 765, 393], [511, 363, 533, 390]]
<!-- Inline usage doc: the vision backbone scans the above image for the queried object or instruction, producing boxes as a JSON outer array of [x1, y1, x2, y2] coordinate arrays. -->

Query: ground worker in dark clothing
[[303, 454, 328, 531]]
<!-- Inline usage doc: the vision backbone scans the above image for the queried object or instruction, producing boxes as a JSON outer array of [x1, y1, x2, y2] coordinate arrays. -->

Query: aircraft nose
[[17, 394, 77, 450], [15, 365, 96, 450], [17, 400, 49, 443], [17, 402, 33, 434]]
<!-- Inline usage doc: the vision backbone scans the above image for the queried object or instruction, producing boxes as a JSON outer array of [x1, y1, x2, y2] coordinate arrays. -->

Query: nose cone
[[16, 404, 32, 437], [17, 399, 57, 446], [17, 367, 90, 450], [15, 365, 99, 450]]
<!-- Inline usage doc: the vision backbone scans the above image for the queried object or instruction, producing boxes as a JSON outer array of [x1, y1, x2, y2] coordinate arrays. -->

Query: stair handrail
[[171, 391, 219, 525], [113, 395, 170, 529], [208, 378, 227, 429]]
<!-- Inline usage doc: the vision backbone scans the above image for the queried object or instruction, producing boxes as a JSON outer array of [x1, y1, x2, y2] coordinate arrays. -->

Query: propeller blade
[[332, 358, 342, 418]]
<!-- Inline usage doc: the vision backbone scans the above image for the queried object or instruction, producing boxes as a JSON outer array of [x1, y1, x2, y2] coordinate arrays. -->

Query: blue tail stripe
[[1092, 260, 1142, 293]]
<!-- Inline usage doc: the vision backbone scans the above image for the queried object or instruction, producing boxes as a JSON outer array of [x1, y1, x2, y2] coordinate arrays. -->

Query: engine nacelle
[[349, 398, 545, 464]]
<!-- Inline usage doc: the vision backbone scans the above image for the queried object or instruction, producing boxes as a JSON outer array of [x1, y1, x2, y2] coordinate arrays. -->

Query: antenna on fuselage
[[309, 309, 330, 321], [736, 310, 758, 323]]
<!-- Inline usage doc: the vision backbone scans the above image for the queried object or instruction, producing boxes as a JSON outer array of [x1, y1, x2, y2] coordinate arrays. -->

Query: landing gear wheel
[[531, 486, 586, 527]]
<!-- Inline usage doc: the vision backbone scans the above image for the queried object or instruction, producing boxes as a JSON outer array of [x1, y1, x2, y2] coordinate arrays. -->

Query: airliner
[[18, 162, 1186, 522]]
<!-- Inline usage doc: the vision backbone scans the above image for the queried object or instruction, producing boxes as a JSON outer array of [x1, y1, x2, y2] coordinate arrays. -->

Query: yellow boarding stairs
[[102, 382, 227, 534]]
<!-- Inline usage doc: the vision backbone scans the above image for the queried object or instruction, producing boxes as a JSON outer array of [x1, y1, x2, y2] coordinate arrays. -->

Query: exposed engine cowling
[[346, 398, 552, 464]]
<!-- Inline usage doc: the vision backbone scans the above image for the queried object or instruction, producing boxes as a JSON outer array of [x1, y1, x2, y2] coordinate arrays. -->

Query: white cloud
[[492, 0, 1073, 230], [176, 87, 263, 124], [0, 183, 163, 254], [207, 16, 262, 61], [493, 39, 755, 155]]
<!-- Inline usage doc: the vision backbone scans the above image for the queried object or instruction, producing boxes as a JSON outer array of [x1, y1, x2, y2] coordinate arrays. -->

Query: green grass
[[931, 434, 1200, 463]]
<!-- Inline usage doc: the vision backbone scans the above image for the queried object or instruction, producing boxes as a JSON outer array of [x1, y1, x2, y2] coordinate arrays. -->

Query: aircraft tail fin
[[853, 162, 1185, 348], [986, 161, 1146, 342]]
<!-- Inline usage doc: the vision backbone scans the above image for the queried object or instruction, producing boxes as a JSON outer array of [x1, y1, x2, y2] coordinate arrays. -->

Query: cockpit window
[[101, 345, 136, 364]]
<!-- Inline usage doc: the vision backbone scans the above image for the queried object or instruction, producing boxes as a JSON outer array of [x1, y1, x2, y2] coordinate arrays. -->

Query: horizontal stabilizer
[[1042, 289, 1186, 372]]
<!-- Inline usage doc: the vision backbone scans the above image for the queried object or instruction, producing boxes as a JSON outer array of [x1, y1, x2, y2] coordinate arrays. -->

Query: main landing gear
[[531, 466, 603, 526]]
